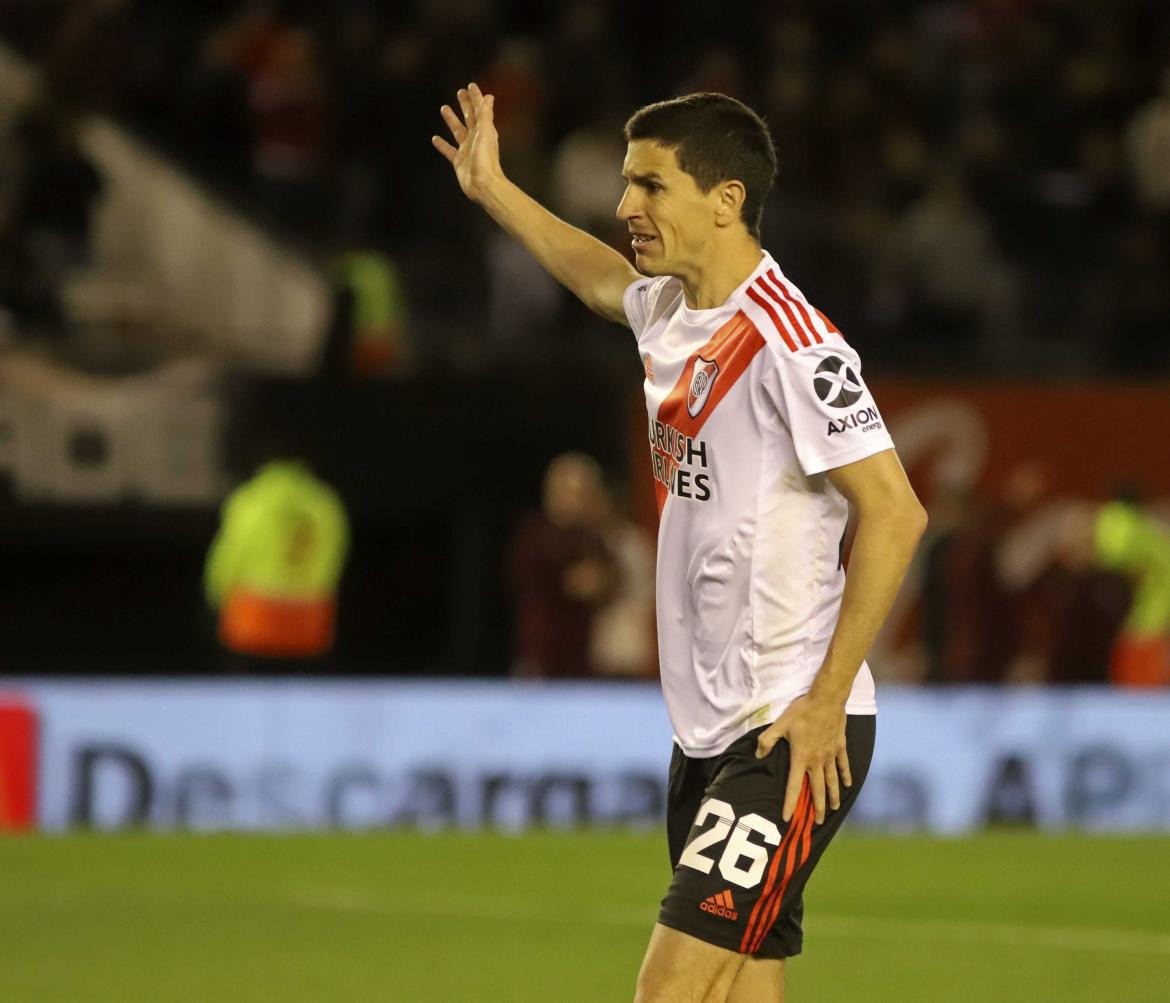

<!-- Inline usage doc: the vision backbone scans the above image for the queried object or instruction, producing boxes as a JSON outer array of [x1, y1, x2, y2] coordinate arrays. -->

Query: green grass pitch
[[2, 831, 1169, 1001]]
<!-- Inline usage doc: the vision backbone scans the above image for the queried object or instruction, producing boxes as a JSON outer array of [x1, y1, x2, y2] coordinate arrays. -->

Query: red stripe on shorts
[[750, 799, 816, 954], [739, 780, 811, 952]]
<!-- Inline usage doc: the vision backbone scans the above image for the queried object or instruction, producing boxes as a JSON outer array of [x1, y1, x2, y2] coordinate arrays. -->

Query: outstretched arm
[[432, 82, 638, 325]]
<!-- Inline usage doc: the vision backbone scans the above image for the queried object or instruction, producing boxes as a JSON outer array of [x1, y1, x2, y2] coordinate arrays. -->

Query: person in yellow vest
[[205, 460, 349, 658], [330, 249, 410, 377], [1092, 499, 1170, 687]]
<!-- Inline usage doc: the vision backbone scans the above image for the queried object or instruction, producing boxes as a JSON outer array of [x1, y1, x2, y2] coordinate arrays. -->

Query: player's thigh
[[635, 923, 746, 1003], [659, 717, 876, 962], [753, 713, 877, 959], [728, 955, 785, 1003], [657, 728, 801, 960]]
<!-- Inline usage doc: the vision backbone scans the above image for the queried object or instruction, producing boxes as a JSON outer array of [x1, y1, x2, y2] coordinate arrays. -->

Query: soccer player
[[433, 85, 927, 1002]]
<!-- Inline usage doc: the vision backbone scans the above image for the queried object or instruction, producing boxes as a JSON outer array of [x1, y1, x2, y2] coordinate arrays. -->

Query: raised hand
[[427, 79, 636, 325], [431, 82, 503, 204]]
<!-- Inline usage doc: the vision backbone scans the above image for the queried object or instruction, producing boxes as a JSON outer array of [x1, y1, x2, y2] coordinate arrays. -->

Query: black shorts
[[659, 714, 876, 960]]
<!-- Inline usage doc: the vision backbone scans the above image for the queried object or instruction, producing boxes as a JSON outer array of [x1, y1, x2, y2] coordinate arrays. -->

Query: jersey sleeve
[[764, 342, 896, 476], [623, 275, 679, 338], [623, 278, 654, 335]]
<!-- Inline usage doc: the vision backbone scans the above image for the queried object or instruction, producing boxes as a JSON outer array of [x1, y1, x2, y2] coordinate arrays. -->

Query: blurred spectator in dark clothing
[[590, 480, 655, 679], [922, 487, 1015, 683], [542, 1, 631, 138], [872, 166, 1019, 365], [182, 14, 258, 181], [43, 0, 135, 110], [1017, 563, 1131, 685], [9, 104, 102, 260], [679, 44, 746, 102], [1098, 221, 1170, 373], [924, 463, 1131, 686], [1126, 64, 1170, 215], [481, 36, 546, 195], [508, 452, 616, 679], [246, 25, 328, 227], [0, 100, 103, 332], [923, 464, 1046, 684], [186, 3, 329, 227], [481, 38, 561, 342], [1000, 497, 1129, 684]]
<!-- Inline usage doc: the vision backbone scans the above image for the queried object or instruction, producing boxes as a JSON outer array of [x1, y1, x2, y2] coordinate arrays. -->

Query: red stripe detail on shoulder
[[651, 311, 766, 518], [764, 270, 822, 345], [745, 286, 798, 353], [756, 275, 810, 348]]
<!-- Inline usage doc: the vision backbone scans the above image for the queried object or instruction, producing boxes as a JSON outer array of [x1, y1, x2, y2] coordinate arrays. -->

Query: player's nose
[[616, 185, 639, 221]]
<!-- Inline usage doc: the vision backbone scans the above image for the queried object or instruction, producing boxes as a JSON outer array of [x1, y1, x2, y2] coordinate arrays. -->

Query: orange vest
[[220, 592, 336, 658], [1110, 635, 1170, 688]]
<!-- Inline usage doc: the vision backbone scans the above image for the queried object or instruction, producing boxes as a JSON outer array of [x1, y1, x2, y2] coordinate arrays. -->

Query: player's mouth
[[631, 233, 657, 252]]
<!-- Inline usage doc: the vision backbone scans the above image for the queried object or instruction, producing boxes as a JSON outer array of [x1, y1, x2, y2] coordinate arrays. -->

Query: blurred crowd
[[1, 0, 1169, 372], [506, 453, 1170, 688], [2, 2, 1169, 686], [919, 464, 1118, 686], [0, 100, 103, 339]]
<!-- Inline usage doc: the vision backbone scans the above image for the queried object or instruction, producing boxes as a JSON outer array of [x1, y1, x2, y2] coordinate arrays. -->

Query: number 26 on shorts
[[678, 798, 782, 889]]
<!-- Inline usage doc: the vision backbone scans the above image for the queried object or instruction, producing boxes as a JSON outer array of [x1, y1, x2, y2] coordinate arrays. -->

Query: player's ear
[[714, 180, 747, 228]]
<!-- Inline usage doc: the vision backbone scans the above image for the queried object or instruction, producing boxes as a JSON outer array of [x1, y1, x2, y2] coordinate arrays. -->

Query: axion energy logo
[[812, 355, 863, 408], [0, 698, 37, 831]]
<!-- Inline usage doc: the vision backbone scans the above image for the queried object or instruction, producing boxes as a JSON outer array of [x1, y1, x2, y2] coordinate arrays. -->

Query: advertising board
[[2, 681, 1169, 834]]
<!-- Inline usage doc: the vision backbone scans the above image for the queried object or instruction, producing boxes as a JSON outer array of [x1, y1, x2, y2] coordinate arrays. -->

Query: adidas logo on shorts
[[700, 889, 738, 921]]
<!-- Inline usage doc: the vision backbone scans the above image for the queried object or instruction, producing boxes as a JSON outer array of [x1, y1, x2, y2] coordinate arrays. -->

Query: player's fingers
[[440, 105, 467, 143], [837, 747, 853, 788], [755, 723, 781, 759], [457, 87, 476, 129], [431, 135, 457, 163], [825, 762, 841, 812], [468, 81, 484, 109], [481, 93, 495, 125], [782, 761, 805, 822], [808, 767, 827, 825]]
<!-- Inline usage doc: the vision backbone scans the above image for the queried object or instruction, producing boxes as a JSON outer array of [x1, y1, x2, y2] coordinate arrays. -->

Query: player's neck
[[678, 239, 764, 311]]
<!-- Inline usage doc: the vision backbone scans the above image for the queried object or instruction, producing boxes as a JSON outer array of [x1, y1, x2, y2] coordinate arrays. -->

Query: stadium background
[[1, 2, 1169, 1000]]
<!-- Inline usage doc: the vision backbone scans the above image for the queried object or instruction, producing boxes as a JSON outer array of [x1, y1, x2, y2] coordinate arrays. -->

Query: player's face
[[617, 141, 721, 277]]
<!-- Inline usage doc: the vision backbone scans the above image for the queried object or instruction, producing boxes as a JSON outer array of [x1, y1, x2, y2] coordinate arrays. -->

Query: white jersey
[[625, 251, 894, 757]]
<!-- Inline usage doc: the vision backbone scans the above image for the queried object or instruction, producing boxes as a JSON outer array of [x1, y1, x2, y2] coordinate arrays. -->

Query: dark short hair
[[624, 93, 777, 239]]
